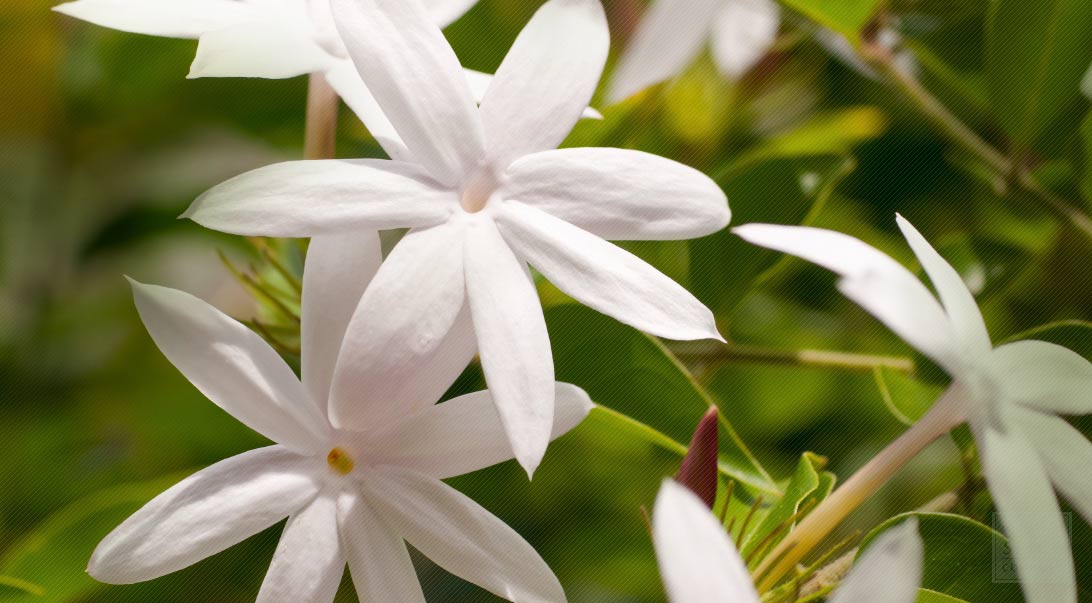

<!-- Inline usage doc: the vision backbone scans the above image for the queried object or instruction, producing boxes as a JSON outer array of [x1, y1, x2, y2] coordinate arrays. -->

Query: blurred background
[[2, 0, 1092, 600]]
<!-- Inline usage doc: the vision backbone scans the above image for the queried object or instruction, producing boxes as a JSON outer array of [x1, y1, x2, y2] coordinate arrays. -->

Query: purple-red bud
[[675, 406, 719, 509]]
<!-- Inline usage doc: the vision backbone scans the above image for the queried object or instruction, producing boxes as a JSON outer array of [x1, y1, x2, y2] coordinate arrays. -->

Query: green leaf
[[1080, 113, 1092, 208], [779, 0, 884, 44], [726, 107, 888, 172], [860, 513, 1025, 602], [0, 576, 44, 597], [545, 304, 778, 494], [741, 452, 834, 559], [916, 589, 968, 603], [690, 155, 855, 320], [1001, 320, 1092, 362], [873, 366, 945, 425], [986, 0, 1092, 150]]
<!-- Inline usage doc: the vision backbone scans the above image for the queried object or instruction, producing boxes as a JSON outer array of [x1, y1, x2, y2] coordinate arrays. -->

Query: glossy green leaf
[[780, 0, 884, 44], [986, 0, 1092, 150], [916, 589, 968, 603], [741, 452, 834, 559], [545, 304, 778, 494], [690, 155, 855, 321], [860, 513, 1025, 602]]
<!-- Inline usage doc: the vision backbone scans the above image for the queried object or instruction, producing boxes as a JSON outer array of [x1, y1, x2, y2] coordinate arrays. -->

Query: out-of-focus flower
[[184, 0, 729, 476], [652, 479, 923, 602], [93, 233, 592, 602], [737, 215, 1092, 603], [608, 0, 781, 103]]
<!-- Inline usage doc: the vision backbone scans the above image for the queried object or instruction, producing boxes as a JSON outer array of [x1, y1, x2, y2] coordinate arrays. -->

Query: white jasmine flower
[[184, 0, 730, 476], [608, 0, 781, 103], [652, 479, 923, 603], [736, 215, 1092, 603], [94, 233, 592, 602]]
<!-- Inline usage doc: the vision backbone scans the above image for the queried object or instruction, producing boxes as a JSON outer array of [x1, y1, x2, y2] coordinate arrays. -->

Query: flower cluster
[[53, 0, 1092, 601]]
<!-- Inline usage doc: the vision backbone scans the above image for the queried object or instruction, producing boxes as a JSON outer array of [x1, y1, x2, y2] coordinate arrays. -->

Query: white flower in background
[[184, 0, 730, 475], [1081, 61, 1092, 99], [652, 479, 923, 603], [736, 215, 1092, 603], [608, 0, 781, 103], [94, 234, 592, 602], [51, 0, 608, 160]]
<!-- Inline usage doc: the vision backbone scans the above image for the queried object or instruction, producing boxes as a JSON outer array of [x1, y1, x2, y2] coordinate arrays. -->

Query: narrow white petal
[[977, 420, 1077, 603], [185, 159, 454, 237], [1015, 407, 1092, 526], [829, 519, 922, 603], [607, 0, 721, 103], [735, 224, 963, 373], [337, 491, 425, 603], [478, 0, 610, 165], [367, 383, 592, 479], [367, 468, 566, 603], [330, 0, 485, 186], [329, 222, 477, 431], [465, 69, 603, 120], [323, 61, 415, 162], [89, 446, 319, 584], [709, 0, 780, 78], [988, 340, 1092, 415], [53, 0, 248, 39], [464, 216, 555, 477], [895, 215, 992, 357], [499, 202, 722, 341], [129, 280, 329, 454], [189, 17, 334, 79], [422, 0, 480, 27], [503, 147, 729, 241], [652, 480, 759, 603], [257, 494, 344, 603], [301, 232, 383, 416]]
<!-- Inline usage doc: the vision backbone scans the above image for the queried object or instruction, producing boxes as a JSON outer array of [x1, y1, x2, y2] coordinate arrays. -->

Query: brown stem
[[304, 74, 339, 160]]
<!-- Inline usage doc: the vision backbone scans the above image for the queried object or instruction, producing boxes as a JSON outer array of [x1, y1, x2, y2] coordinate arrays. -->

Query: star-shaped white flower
[[736, 215, 1092, 603], [94, 233, 592, 602], [183, 0, 730, 475], [653, 479, 923, 603], [608, 0, 781, 103]]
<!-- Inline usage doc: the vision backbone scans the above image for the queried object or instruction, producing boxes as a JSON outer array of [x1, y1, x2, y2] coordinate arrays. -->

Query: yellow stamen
[[326, 447, 354, 475]]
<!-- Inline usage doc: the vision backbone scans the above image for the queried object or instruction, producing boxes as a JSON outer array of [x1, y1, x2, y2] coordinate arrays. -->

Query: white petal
[[606, 0, 721, 103], [1015, 407, 1092, 526], [367, 383, 592, 479], [895, 215, 992, 358], [652, 479, 759, 603], [185, 159, 454, 237], [478, 0, 609, 166], [422, 0, 480, 27], [52, 0, 248, 39], [464, 216, 555, 477], [337, 491, 425, 603], [189, 16, 334, 79], [465, 69, 603, 120], [329, 222, 477, 431], [330, 0, 484, 186], [89, 446, 319, 584], [301, 232, 382, 416], [734, 224, 963, 374], [257, 494, 344, 603], [829, 519, 922, 603], [498, 202, 722, 341], [976, 419, 1077, 603], [323, 61, 415, 162], [503, 147, 729, 241], [129, 280, 329, 454], [988, 340, 1092, 415], [709, 0, 780, 78], [367, 468, 566, 603]]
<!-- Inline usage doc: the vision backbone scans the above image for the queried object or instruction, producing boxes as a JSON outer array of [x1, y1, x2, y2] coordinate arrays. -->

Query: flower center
[[460, 169, 499, 213], [326, 447, 355, 475]]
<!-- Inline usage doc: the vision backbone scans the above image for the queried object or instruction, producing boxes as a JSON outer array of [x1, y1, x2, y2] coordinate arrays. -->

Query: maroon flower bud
[[675, 406, 719, 509]]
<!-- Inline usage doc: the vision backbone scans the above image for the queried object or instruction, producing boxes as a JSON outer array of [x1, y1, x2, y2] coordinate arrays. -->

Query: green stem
[[0, 575, 43, 596], [673, 342, 915, 374]]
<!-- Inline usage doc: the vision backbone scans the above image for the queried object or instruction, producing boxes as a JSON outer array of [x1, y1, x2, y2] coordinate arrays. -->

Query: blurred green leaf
[[0, 576, 43, 597], [727, 106, 888, 172], [1081, 113, 1092, 208], [934, 234, 1031, 302], [986, 0, 1092, 151], [741, 452, 833, 559], [546, 304, 778, 494], [873, 366, 944, 424], [860, 513, 1024, 601], [691, 155, 854, 322], [780, 0, 884, 44]]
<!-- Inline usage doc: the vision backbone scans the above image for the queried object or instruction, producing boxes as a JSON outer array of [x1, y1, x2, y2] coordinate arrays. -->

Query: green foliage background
[[2, 0, 1092, 601]]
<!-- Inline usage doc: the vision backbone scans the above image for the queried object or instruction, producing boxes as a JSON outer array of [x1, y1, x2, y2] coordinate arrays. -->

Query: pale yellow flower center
[[326, 447, 355, 475]]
